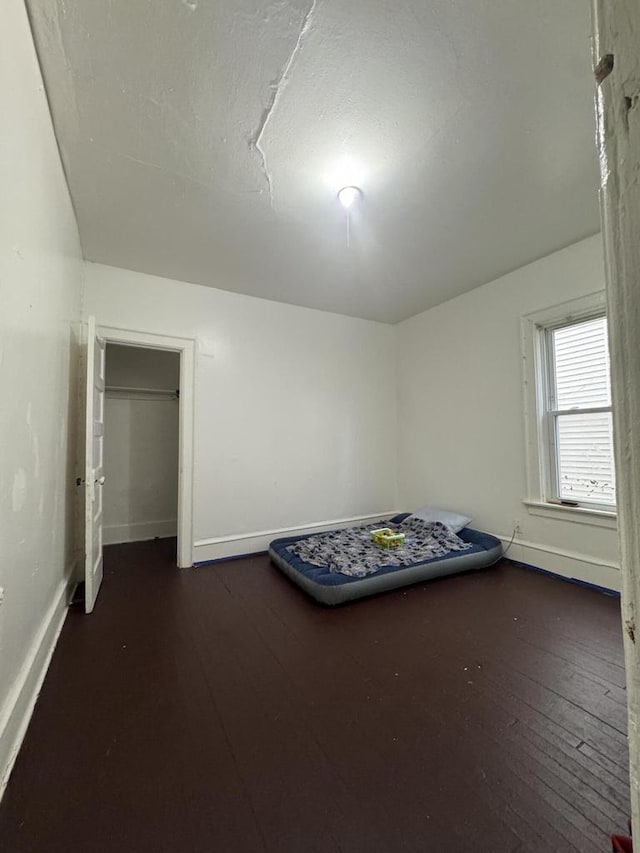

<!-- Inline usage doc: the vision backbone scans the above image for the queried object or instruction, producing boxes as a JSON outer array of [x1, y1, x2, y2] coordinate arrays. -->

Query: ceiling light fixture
[[337, 185, 362, 209]]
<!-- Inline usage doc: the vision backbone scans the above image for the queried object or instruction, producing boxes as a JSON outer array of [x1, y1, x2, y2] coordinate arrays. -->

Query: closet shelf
[[105, 385, 179, 400]]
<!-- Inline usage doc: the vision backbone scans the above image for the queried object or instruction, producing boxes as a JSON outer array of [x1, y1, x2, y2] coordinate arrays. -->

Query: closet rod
[[105, 385, 179, 398]]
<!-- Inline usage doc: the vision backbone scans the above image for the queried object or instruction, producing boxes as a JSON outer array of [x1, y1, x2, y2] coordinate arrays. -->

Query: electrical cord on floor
[[501, 523, 519, 558], [487, 523, 520, 567]]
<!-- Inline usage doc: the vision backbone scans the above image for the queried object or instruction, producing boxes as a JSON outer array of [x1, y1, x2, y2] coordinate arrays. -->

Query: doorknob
[[95, 476, 106, 485]]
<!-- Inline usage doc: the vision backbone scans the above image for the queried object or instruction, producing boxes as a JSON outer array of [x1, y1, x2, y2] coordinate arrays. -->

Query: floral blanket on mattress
[[286, 518, 472, 578]]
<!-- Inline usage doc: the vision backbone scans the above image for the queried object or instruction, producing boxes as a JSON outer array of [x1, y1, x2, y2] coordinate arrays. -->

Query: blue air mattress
[[269, 515, 503, 606]]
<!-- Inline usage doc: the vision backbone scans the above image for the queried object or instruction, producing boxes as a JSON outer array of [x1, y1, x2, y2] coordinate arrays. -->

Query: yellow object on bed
[[370, 528, 406, 549]]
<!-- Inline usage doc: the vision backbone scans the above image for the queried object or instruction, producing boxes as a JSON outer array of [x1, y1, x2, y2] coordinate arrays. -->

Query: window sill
[[523, 500, 617, 530]]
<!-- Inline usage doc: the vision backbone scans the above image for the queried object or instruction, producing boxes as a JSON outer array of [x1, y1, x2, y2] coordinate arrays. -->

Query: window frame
[[541, 313, 614, 511], [521, 291, 617, 524]]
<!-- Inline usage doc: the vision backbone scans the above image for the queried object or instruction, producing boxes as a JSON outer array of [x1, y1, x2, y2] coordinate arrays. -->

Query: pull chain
[[337, 186, 362, 249]]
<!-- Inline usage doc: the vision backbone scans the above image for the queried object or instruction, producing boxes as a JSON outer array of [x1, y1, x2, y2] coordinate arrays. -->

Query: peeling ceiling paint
[[26, 0, 600, 322]]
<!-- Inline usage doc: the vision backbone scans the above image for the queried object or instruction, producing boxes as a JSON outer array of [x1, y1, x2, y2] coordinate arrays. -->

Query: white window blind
[[547, 316, 615, 507]]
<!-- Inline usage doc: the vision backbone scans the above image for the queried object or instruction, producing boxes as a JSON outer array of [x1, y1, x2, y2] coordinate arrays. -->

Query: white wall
[[397, 234, 620, 590], [86, 238, 617, 586], [106, 344, 180, 390], [0, 0, 82, 793], [103, 345, 179, 544], [84, 264, 398, 561]]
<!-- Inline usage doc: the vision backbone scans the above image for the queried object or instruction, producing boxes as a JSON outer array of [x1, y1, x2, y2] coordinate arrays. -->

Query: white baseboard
[[0, 579, 70, 802], [498, 534, 621, 592], [104, 519, 177, 545], [193, 510, 400, 564]]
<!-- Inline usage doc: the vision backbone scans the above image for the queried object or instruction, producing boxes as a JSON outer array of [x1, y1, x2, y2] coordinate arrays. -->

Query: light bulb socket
[[337, 185, 363, 209]]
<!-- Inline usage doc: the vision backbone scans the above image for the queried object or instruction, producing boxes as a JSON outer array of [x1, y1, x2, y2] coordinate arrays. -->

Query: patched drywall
[[397, 234, 619, 588], [26, 0, 600, 322], [0, 0, 82, 788]]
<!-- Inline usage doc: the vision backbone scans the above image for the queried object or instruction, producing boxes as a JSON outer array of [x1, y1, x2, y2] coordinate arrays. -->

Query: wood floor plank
[[0, 542, 629, 852]]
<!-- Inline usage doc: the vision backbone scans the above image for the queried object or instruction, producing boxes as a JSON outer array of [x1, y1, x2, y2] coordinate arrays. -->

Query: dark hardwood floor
[[0, 539, 630, 852]]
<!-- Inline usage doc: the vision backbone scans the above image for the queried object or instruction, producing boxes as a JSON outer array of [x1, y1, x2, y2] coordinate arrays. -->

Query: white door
[[85, 316, 106, 613]]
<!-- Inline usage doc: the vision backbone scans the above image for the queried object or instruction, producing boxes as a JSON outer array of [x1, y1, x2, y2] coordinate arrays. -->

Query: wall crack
[[249, 0, 318, 207]]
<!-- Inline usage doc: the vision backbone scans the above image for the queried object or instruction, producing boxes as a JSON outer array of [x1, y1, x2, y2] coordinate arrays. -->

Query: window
[[521, 292, 617, 521], [541, 314, 615, 508]]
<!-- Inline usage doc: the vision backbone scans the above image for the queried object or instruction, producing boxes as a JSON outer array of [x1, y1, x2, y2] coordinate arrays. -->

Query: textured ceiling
[[27, 0, 600, 323]]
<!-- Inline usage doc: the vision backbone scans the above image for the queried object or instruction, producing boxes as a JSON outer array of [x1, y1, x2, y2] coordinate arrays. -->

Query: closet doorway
[[96, 326, 194, 571], [104, 344, 180, 549]]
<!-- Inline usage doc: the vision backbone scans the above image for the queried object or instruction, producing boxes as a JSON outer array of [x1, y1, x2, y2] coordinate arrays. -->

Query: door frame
[[591, 0, 640, 831], [97, 325, 195, 568]]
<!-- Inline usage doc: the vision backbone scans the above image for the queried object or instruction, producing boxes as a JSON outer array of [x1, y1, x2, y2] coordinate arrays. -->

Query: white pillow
[[406, 506, 472, 533]]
